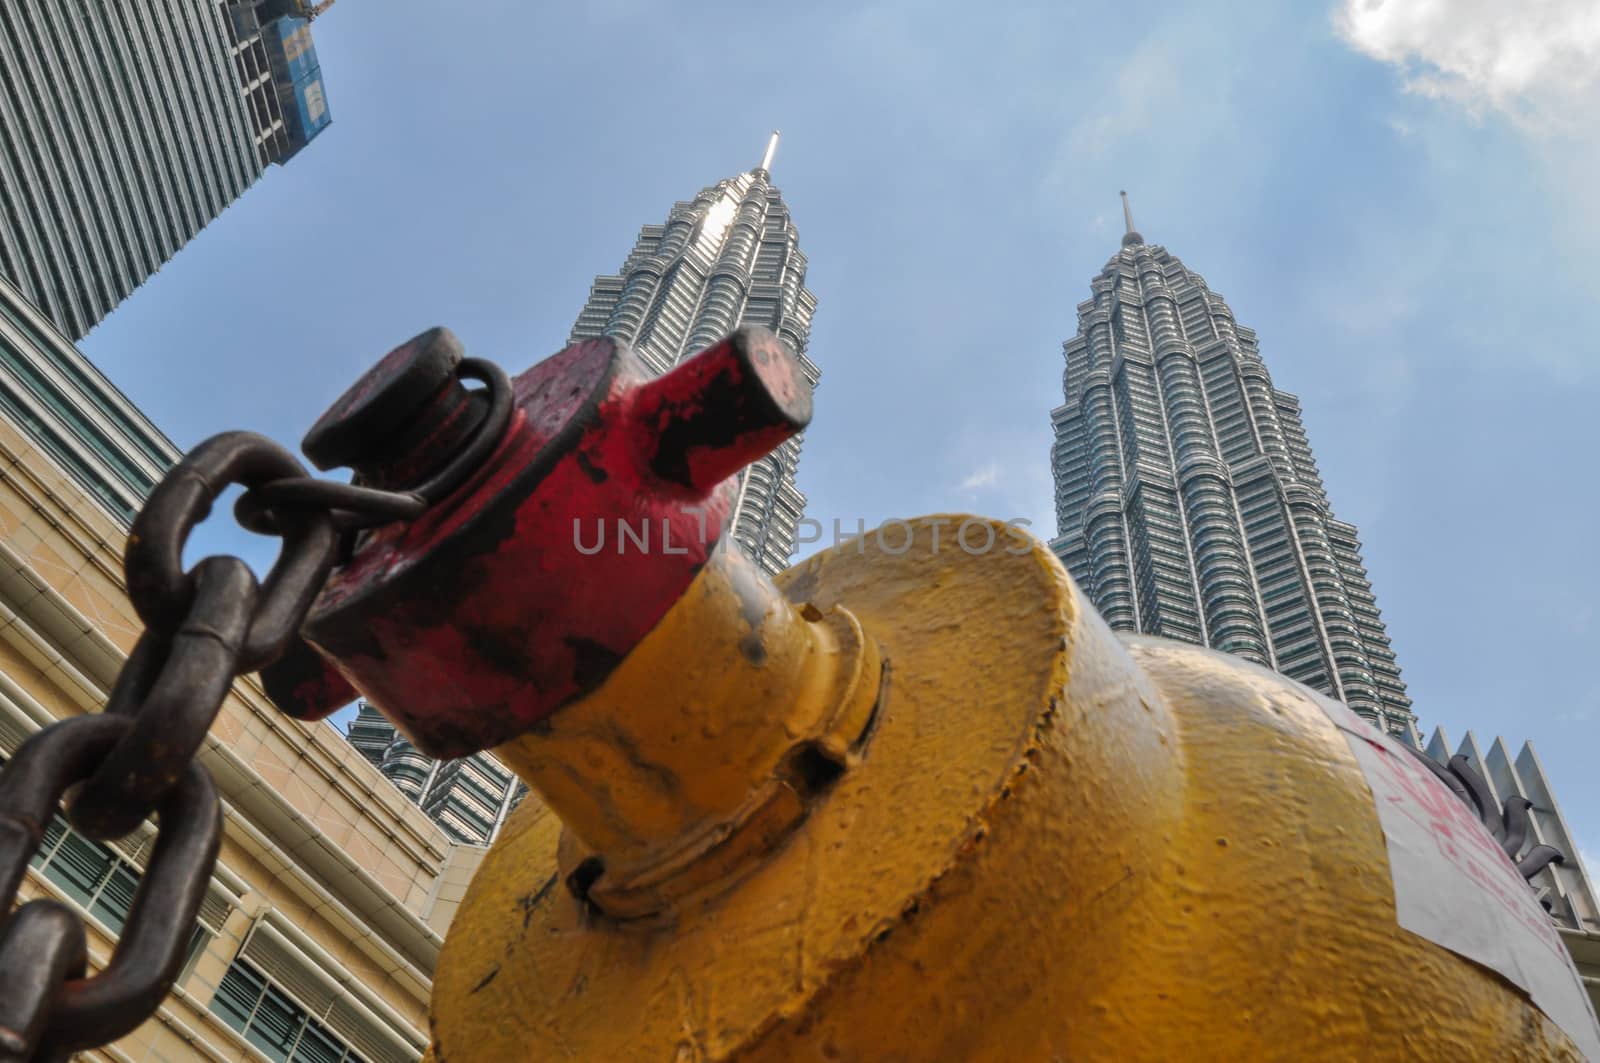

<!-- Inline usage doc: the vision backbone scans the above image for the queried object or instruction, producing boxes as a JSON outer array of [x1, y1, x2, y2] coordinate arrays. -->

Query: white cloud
[[1033, 6, 1293, 247], [1333, 0, 1600, 132], [1331, 287, 1422, 339], [1051, 11, 1247, 169], [1334, 0, 1600, 294], [1064, 39, 1188, 161], [960, 463, 1001, 491], [947, 423, 1058, 532]]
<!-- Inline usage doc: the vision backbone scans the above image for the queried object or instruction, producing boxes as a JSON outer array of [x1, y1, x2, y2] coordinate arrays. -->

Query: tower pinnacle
[[566, 138, 818, 577], [1049, 216, 1415, 739], [758, 131, 780, 175], [1120, 190, 1144, 247]]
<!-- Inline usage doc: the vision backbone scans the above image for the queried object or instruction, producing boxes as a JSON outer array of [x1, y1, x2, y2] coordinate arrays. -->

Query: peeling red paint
[[273, 327, 811, 759]]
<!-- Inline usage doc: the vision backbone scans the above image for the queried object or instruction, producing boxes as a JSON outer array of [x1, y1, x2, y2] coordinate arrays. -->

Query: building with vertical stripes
[[567, 131, 821, 575], [1048, 195, 1416, 740], [0, 0, 333, 340], [347, 701, 529, 847]]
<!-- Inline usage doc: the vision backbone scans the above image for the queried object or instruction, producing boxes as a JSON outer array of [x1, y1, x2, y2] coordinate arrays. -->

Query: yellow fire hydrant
[[269, 325, 1600, 1061]]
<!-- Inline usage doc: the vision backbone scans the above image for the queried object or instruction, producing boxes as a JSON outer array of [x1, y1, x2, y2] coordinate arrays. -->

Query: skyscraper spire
[[1120, 190, 1144, 247], [1048, 224, 1415, 741], [758, 130, 780, 174], [568, 144, 819, 576]]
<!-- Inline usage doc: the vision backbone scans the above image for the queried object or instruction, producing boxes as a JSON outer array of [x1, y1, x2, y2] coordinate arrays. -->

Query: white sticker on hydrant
[[1317, 696, 1600, 1061]]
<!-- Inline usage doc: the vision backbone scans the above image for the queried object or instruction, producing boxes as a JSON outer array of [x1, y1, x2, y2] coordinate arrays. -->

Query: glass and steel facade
[[210, 959, 372, 1063], [1049, 214, 1416, 740], [566, 136, 821, 575], [0, 274, 177, 519], [0, 0, 329, 340], [347, 702, 528, 847]]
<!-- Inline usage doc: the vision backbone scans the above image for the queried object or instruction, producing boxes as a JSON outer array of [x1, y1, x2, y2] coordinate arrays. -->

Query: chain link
[[0, 428, 433, 1060]]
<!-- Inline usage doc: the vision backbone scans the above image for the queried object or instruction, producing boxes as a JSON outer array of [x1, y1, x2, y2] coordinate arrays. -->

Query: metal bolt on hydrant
[[3, 323, 1596, 1060]]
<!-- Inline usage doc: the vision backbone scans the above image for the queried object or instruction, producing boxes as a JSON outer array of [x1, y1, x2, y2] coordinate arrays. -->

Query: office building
[[0, 0, 334, 340], [567, 131, 821, 575], [347, 702, 529, 848], [1048, 195, 1415, 740]]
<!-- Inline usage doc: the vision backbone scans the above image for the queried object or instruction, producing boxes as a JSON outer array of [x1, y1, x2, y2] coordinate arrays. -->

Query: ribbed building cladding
[[0, 274, 174, 524], [0, 0, 332, 340], [346, 703, 529, 847], [567, 132, 820, 575], [1049, 196, 1415, 740]]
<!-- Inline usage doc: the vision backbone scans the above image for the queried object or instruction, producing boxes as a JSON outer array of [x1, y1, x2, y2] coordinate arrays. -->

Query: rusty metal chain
[[231, 357, 512, 541], [0, 410, 497, 1059], [0, 353, 511, 1059]]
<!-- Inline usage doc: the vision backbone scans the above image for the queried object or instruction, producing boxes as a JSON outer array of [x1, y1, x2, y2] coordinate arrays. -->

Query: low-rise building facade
[[0, 276, 490, 1062]]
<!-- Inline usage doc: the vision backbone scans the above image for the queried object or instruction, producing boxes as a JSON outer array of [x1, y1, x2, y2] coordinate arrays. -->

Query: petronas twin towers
[[558, 158, 1420, 743], [571, 132, 821, 575], [352, 144, 1418, 843], [1048, 194, 1415, 740]]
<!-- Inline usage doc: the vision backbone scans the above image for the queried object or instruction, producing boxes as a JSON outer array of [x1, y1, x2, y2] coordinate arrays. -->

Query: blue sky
[[81, 1, 1599, 867]]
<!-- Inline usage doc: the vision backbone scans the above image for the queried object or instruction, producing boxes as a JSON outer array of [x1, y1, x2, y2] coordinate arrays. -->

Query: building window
[[30, 815, 139, 931], [4, 740, 224, 969], [210, 959, 370, 1063], [26, 813, 211, 967]]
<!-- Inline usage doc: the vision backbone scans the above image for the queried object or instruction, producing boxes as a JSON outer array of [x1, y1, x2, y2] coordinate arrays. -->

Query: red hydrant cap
[[282, 326, 816, 757]]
